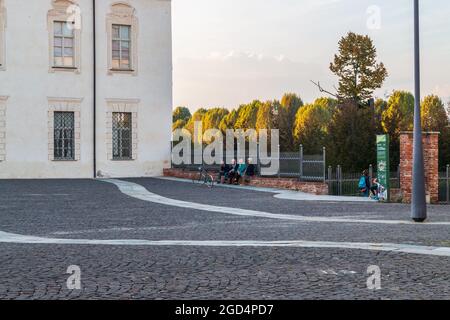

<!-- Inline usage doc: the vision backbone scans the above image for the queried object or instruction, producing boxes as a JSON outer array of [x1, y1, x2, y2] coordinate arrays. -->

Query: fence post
[[337, 165, 342, 196], [323, 147, 326, 182], [256, 143, 260, 177], [278, 144, 281, 179], [170, 141, 173, 169], [447, 164, 449, 203], [327, 166, 332, 195], [299, 144, 303, 181]]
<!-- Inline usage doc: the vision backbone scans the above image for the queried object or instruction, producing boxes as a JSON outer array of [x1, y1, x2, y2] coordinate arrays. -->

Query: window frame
[[53, 111, 75, 161], [112, 112, 133, 160], [106, 3, 138, 76], [111, 24, 132, 71], [47, 1, 81, 73], [53, 21, 76, 68]]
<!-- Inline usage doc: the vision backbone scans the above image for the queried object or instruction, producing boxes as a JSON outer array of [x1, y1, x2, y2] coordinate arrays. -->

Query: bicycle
[[192, 166, 215, 188]]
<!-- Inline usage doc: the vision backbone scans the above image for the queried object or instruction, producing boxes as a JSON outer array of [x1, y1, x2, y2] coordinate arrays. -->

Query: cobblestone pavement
[[0, 178, 449, 300]]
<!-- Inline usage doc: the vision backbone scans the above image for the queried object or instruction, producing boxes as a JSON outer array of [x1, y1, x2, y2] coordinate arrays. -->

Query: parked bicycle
[[192, 166, 215, 188]]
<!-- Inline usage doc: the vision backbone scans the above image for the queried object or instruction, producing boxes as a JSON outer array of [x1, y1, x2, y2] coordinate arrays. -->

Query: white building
[[0, 0, 172, 179]]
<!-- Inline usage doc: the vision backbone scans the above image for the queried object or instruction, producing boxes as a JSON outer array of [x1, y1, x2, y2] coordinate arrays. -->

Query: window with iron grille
[[112, 112, 132, 160], [112, 24, 131, 70], [54, 112, 75, 160]]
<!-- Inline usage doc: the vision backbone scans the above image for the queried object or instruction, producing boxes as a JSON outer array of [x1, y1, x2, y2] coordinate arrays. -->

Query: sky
[[172, 0, 450, 111]]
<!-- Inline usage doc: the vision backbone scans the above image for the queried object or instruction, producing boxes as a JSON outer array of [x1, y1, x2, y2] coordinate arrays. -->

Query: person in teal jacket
[[234, 159, 247, 185]]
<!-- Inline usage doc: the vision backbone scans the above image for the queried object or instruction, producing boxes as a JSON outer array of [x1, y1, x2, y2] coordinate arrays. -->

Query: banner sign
[[376, 135, 390, 201]]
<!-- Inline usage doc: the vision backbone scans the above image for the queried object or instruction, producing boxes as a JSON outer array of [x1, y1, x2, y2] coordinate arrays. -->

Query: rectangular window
[[53, 21, 74, 68], [112, 112, 132, 160], [112, 25, 131, 70], [54, 112, 75, 160]]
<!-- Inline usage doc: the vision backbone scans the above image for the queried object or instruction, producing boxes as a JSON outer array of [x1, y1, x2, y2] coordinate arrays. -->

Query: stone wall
[[399, 132, 439, 204], [163, 168, 329, 195]]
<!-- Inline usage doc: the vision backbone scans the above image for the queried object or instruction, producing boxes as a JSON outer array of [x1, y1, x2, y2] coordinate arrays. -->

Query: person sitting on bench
[[217, 160, 231, 184]]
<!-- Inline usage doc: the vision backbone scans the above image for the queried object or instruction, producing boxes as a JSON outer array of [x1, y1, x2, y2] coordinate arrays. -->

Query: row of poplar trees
[[173, 32, 450, 172]]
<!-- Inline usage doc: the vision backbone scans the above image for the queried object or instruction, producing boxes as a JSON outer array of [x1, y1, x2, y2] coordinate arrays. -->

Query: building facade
[[0, 0, 172, 178]]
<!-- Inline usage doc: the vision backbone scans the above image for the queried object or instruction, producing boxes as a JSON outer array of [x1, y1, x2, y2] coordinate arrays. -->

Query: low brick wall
[[163, 168, 329, 195]]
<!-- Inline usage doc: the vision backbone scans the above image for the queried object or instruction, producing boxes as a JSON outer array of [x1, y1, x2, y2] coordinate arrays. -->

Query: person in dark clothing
[[227, 159, 240, 184], [217, 161, 231, 184], [244, 158, 256, 182]]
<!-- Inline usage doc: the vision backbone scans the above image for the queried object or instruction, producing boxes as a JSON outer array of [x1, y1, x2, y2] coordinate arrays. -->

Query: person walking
[[358, 169, 371, 197]]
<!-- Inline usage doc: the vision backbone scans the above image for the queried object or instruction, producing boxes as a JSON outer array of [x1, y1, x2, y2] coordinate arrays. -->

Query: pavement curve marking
[[1, 231, 450, 257], [102, 179, 450, 226]]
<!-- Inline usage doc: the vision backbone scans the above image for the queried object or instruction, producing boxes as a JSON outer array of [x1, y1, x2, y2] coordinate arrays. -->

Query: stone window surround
[[0, 0, 6, 71], [106, 98, 139, 161], [106, 2, 139, 76], [47, 0, 82, 74], [48, 97, 82, 161], [0, 96, 7, 161]]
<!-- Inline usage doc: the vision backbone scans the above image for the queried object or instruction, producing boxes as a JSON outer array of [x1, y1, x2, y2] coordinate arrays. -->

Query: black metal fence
[[327, 164, 400, 197], [439, 165, 450, 203], [171, 143, 327, 182]]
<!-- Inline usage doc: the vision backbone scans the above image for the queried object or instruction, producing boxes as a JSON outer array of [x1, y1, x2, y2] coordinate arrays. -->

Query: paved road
[[0, 178, 449, 299]]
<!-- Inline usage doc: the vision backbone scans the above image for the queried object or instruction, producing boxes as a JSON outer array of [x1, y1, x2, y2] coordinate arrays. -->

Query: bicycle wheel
[[205, 174, 214, 188]]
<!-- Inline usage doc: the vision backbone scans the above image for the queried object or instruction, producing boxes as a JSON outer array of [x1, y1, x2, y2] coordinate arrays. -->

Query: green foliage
[[172, 106, 191, 123], [185, 108, 207, 135], [278, 93, 304, 151], [421, 95, 450, 169], [234, 100, 261, 130], [256, 100, 279, 132], [330, 32, 388, 102], [172, 119, 187, 131], [219, 109, 239, 133], [381, 91, 414, 168], [203, 108, 229, 131], [293, 98, 334, 154], [326, 100, 377, 171], [421, 95, 447, 131]]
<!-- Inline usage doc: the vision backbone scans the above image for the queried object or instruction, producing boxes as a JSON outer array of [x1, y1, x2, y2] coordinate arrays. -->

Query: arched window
[[106, 2, 139, 76]]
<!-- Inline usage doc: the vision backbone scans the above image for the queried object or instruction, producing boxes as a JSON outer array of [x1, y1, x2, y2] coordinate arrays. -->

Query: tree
[[256, 100, 278, 132], [330, 32, 388, 103], [203, 108, 229, 131], [173, 106, 191, 123], [219, 109, 239, 133], [421, 95, 450, 169], [278, 93, 303, 151], [326, 99, 377, 171], [381, 90, 414, 168], [185, 108, 207, 135], [374, 98, 387, 133], [234, 100, 261, 130], [421, 95, 448, 131], [172, 119, 187, 131], [293, 98, 334, 154]]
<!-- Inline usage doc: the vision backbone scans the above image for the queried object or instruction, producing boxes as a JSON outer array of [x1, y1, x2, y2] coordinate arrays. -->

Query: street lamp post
[[412, 0, 427, 222]]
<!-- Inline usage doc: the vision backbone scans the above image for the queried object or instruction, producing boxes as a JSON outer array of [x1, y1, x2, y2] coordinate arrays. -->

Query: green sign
[[376, 135, 390, 201]]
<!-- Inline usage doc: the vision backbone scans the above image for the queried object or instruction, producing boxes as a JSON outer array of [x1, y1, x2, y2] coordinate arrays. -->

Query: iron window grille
[[54, 112, 75, 160], [112, 112, 132, 160]]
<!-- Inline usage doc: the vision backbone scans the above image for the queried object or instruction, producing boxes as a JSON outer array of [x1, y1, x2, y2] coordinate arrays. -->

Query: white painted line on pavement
[[1, 231, 450, 257], [103, 179, 450, 226]]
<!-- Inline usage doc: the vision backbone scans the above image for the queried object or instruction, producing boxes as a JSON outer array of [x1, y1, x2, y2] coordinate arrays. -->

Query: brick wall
[[163, 168, 329, 195], [399, 132, 439, 204]]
